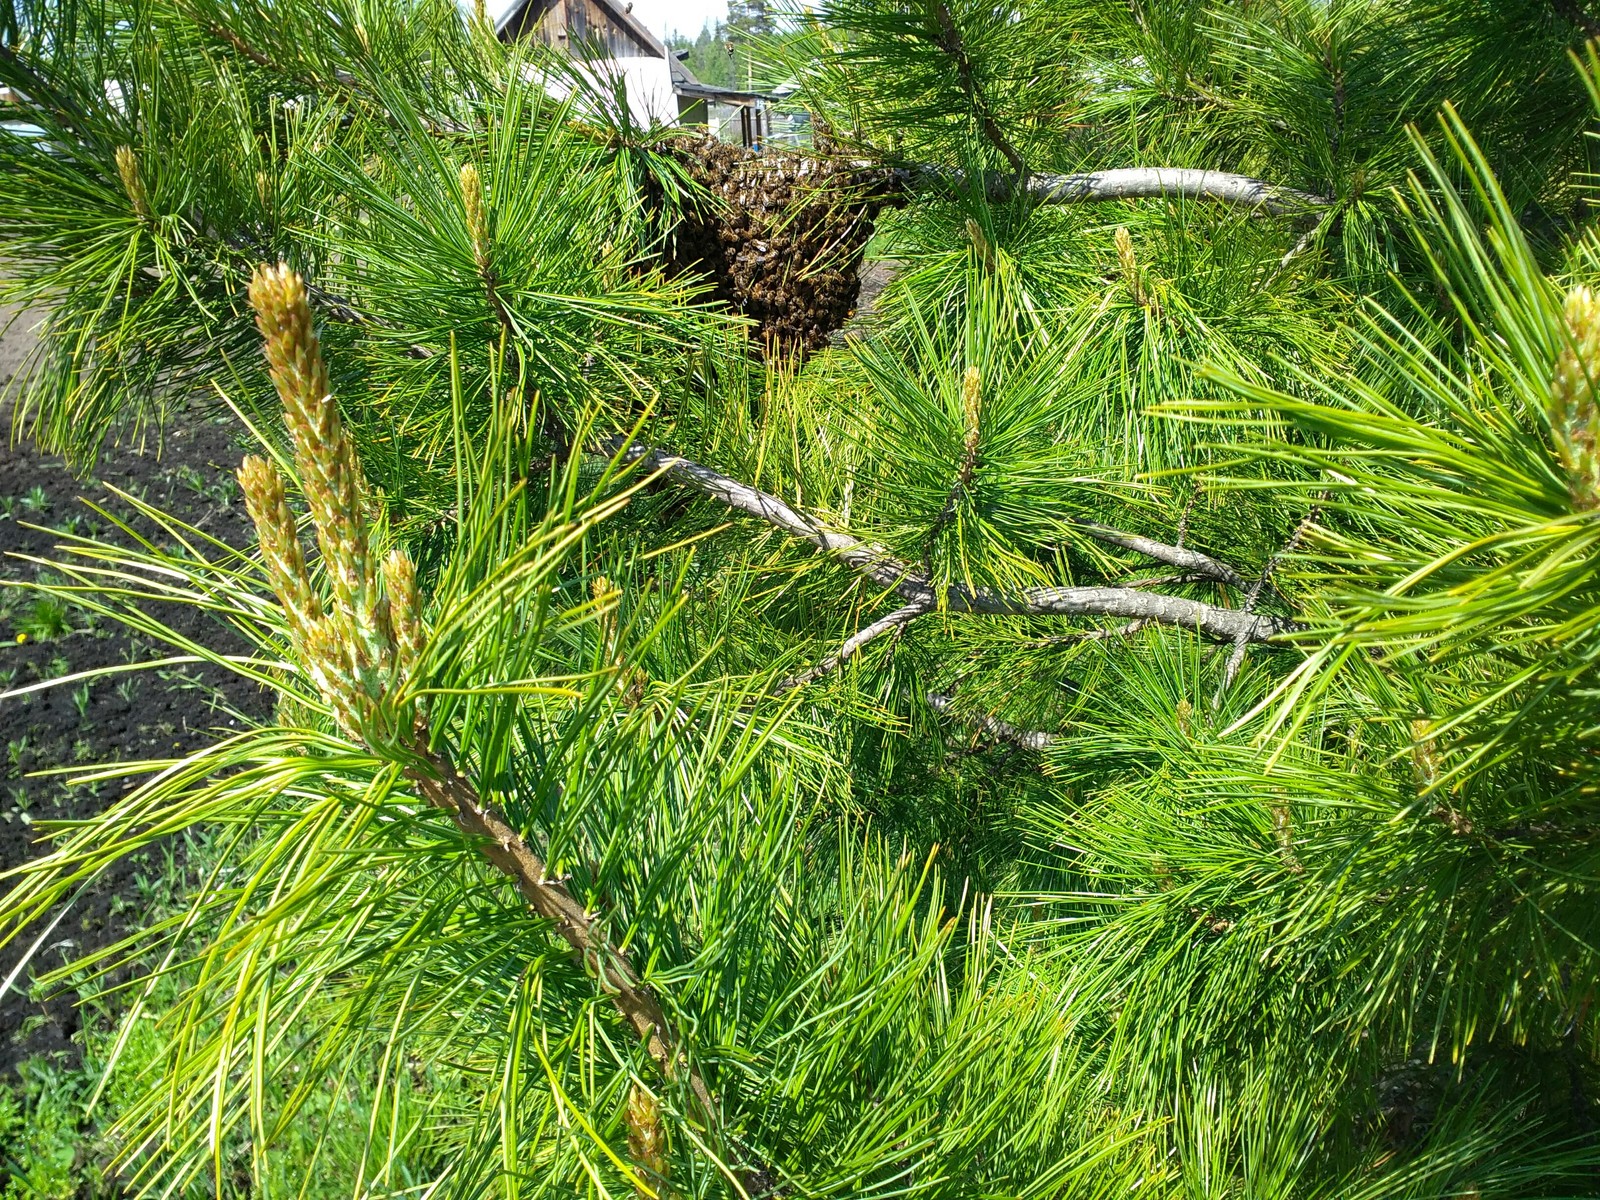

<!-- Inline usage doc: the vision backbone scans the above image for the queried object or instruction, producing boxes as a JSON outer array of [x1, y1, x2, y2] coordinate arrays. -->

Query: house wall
[[529, 56, 679, 127], [677, 96, 709, 126]]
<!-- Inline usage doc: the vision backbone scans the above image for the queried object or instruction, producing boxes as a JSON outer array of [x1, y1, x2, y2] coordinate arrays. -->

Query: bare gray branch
[[607, 442, 1296, 645], [778, 602, 928, 692], [1023, 167, 1330, 215], [927, 693, 1058, 750], [1068, 519, 1246, 587]]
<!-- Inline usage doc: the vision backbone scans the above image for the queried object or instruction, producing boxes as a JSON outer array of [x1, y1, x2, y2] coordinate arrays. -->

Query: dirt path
[[0, 309, 273, 1074]]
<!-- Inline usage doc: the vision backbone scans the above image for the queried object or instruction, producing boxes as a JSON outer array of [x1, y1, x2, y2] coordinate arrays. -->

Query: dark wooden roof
[[497, 0, 666, 57]]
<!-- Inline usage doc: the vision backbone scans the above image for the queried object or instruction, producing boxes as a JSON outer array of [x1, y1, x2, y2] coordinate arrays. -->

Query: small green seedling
[[16, 597, 72, 641]]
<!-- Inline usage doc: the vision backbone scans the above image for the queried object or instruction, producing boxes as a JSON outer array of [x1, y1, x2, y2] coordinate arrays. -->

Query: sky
[[627, 0, 728, 39]]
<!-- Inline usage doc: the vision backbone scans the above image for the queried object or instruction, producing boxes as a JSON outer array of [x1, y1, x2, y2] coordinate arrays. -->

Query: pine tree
[[726, 0, 776, 42], [725, 0, 776, 88], [4, 0, 1600, 1195], [669, 22, 739, 90]]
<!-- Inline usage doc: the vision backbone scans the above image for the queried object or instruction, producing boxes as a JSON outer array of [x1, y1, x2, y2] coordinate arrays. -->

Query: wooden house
[[493, 0, 772, 146], [497, 0, 661, 59]]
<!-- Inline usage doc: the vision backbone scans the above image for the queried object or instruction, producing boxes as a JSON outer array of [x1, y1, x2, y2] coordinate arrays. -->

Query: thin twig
[[607, 441, 1297, 645], [927, 692, 1057, 750], [196, 21, 472, 134], [405, 749, 716, 1121], [1217, 500, 1322, 700], [928, 0, 1028, 181], [1029, 619, 1149, 647], [1115, 573, 1190, 589], [1068, 517, 1246, 587], [1175, 491, 1198, 549], [200, 20, 360, 100], [777, 601, 928, 691]]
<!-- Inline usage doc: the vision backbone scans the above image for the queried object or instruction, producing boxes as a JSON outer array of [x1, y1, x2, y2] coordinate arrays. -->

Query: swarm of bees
[[658, 136, 900, 356]]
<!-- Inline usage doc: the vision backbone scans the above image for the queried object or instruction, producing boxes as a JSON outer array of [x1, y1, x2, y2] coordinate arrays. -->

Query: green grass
[[0, 1057, 90, 1199], [0, 829, 453, 1198]]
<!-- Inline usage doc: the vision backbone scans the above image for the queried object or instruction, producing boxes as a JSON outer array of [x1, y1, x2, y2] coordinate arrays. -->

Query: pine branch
[[197, 19, 360, 102], [406, 750, 716, 1118], [926, 0, 1028, 179], [777, 601, 928, 691], [608, 441, 1296, 644], [191, 19, 473, 134], [0, 45, 93, 138], [1020, 167, 1330, 215], [1553, 0, 1600, 40], [927, 692, 1057, 750], [1067, 519, 1246, 587], [892, 166, 1331, 215], [836, 165, 1328, 334], [240, 265, 719, 1137]]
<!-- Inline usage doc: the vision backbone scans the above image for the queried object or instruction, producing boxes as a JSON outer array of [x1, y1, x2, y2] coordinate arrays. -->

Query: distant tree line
[[668, 0, 777, 91]]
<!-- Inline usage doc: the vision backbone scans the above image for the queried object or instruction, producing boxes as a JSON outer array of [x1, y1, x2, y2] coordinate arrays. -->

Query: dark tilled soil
[[0, 310, 272, 1075]]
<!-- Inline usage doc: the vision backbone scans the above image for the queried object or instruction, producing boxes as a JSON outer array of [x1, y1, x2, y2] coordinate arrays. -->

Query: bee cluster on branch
[[658, 137, 901, 355]]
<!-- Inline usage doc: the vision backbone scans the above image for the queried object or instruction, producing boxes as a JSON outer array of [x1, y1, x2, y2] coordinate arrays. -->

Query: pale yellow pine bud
[[302, 616, 366, 737], [1551, 285, 1600, 509], [965, 218, 994, 269], [1114, 225, 1135, 274], [460, 164, 490, 273], [247, 263, 386, 669], [1271, 803, 1303, 874], [248, 264, 329, 418], [383, 548, 425, 675], [1410, 717, 1437, 788], [960, 367, 981, 454], [238, 455, 319, 646], [1412, 717, 1473, 833], [626, 1083, 669, 1193], [116, 145, 151, 220], [592, 574, 618, 663], [957, 366, 982, 487], [1115, 226, 1148, 308], [589, 577, 650, 705]]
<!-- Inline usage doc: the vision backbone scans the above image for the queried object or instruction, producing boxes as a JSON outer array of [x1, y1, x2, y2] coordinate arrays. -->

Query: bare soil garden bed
[[0, 312, 272, 1077]]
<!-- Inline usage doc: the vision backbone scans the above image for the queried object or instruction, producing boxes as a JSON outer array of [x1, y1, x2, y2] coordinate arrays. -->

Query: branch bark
[[1068, 518, 1246, 587], [1553, 0, 1600, 40], [1023, 167, 1330, 215], [199, 20, 360, 101], [777, 601, 927, 691], [405, 749, 715, 1120], [893, 166, 1332, 215], [927, 0, 1028, 180], [927, 693, 1057, 750], [607, 441, 1296, 645]]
